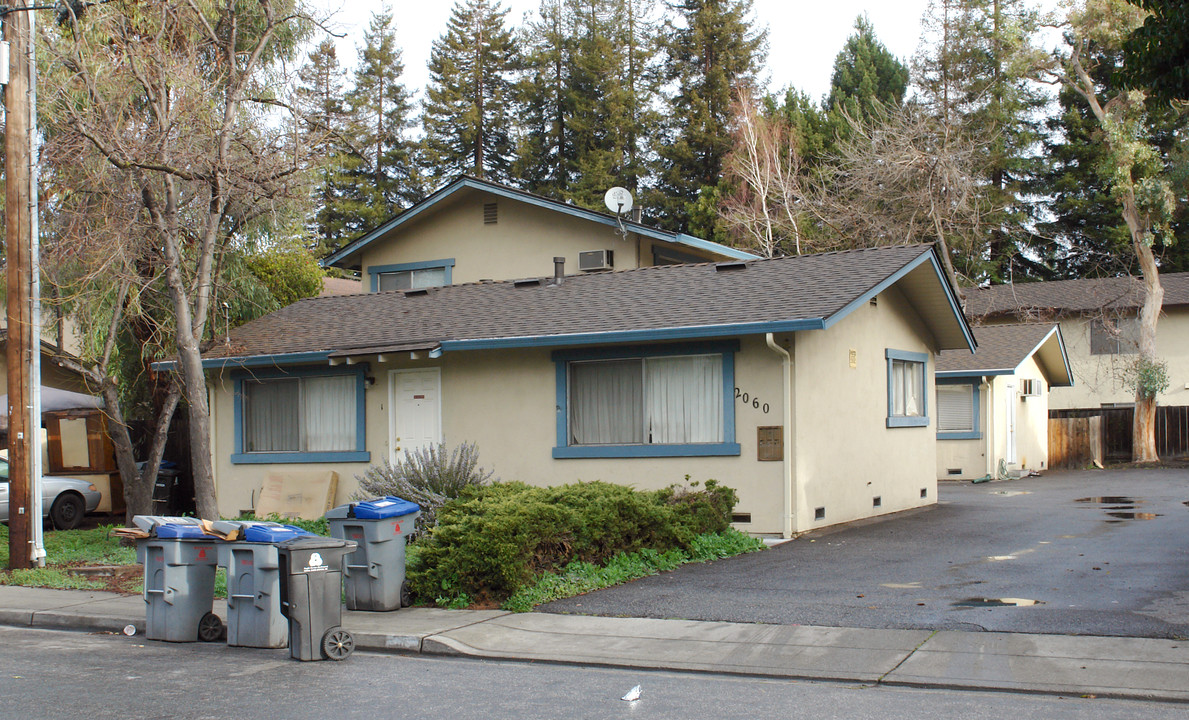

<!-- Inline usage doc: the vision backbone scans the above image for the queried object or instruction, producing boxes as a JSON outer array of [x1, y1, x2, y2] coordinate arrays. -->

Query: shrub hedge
[[407, 479, 737, 605]]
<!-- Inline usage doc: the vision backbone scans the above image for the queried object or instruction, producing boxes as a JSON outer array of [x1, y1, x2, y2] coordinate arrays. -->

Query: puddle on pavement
[[953, 597, 1044, 608], [1106, 512, 1161, 521], [1075, 496, 1137, 504]]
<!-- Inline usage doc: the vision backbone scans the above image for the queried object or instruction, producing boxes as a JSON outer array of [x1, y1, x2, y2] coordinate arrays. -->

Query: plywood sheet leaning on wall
[[254, 471, 339, 520]]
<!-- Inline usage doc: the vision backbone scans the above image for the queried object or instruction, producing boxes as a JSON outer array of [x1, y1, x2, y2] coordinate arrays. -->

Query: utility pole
[[4, 0, 41, 570]]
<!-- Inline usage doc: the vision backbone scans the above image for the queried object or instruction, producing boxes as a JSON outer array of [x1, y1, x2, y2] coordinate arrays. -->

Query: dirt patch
[[65, 563, 143, 594]]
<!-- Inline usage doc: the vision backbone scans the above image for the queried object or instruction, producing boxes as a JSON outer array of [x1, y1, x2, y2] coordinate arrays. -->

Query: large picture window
[[886, 349, 929, 428], [233, 367, 369, 464], [553, 343, 740, 458]]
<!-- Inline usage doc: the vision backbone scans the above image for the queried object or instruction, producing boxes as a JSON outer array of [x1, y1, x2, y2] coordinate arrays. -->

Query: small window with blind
[[937, 382, 980, 440]]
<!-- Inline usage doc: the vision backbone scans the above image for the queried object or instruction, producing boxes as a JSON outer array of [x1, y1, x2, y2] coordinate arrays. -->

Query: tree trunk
[[1130, 231, 1163, 463]]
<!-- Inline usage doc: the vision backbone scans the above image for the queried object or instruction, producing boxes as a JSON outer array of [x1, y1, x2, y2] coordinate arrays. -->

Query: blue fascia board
[[936, 369, 1011, 378], [1023, 324, 1075, 387], [553, 443, 742, 459], [323, 175, 758, 268], [672, 233, 759, 260], [231, 451, 371, 465], [440, 319, 824, 352]]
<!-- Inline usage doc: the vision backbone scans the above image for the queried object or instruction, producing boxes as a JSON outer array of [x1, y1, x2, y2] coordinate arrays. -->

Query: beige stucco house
[[321, 175, 759, 287], [935, 324, 1073, 481], [964, 273, 1189, 411], [197, 244, 974, 537]]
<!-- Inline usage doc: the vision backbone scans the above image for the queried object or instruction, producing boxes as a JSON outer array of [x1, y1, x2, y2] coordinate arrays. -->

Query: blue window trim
[[886, 348, 930, 428], [231, 364, 370, 464], [551, 341, 742, 459], [368, 258, 456, 292], [936, 378, 982, 440]]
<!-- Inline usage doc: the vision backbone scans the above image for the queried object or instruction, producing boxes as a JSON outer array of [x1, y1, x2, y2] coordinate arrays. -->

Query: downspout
[[983, 377, 994, 478], [766, 333, 795, 538]]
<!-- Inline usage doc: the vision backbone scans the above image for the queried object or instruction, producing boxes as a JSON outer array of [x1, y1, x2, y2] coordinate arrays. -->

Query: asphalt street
[[1, 625, 1183, 720], [539, 469, 1189, 638]]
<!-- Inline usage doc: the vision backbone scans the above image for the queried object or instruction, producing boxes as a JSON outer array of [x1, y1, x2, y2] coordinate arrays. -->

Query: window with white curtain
[[242, 374, 357, 453], [886, 349, 929, 428], [569, 354, 724, 446]]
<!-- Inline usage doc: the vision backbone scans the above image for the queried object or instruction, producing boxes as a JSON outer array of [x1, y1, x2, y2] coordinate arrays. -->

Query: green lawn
[[0, 524, 141, 593]]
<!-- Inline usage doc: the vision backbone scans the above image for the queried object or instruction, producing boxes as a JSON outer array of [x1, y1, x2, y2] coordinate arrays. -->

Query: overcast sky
[[312, 1, 938, 103]]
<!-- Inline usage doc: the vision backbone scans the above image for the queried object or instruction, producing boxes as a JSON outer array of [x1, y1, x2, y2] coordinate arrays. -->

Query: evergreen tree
[[346, 10, 420, 228], [295, 39, 358, 256], [422, 0, 520, 183], [826, 15, 909, 126], [912, 0, 1048, 283], [655, 0, 767, 232], [517, 0, 660, 208]]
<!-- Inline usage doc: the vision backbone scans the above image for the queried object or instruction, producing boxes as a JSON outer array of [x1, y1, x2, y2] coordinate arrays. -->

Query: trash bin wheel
[[400, 580, 412, 608], [321, 627, 354, 661], [197, 612, 225, 642]]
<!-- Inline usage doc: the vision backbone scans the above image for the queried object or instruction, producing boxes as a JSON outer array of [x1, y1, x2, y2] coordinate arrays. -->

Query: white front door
[[1005, 383, 1017, 465], [389, 368, 442, 465]]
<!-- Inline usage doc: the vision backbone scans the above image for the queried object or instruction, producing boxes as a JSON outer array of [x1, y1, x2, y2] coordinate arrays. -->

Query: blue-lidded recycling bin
[[136, 523, 224, 643], [216, 522, 310, 648], [326, 497, 421, 611]]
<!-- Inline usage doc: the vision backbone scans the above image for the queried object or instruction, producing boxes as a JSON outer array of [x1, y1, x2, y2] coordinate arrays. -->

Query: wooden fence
[[1049, 405, 1189, 467]]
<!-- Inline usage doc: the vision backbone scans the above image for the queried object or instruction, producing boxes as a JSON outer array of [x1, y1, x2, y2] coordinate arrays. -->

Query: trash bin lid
[[352, 496, 421, 520], [242, 524, 312, 543], [155, 523, 212, 539], [277, 535, 356, 551]]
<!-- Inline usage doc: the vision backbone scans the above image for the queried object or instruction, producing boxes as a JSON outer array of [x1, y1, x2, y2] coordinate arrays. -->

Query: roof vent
[[403, 288, 430, 297], [715, 261, 748, 272], [483, 202, 498, 224], [513, 278, 541, 288]]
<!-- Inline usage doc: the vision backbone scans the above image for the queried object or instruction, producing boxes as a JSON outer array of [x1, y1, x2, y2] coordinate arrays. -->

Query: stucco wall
[[999, 309, 1189, 410], [935, 382, 988, 480], [791, 287, 938, 531], [360, 191, 646, 284]]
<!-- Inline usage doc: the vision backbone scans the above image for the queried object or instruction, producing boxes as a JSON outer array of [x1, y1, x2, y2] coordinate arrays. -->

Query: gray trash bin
[[136, 524, 224, 643], [326, 497, 421, 611], [277, 535, 357, 661], [216, 523, 309, 649]]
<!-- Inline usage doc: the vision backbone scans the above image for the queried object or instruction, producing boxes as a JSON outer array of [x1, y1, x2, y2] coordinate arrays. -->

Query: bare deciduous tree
[[43, 1, 312, 518]]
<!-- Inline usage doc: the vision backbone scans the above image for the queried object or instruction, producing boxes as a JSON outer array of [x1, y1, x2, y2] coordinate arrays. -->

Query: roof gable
[[937, 323, 1073, 386], [322, 176, 759, 270], [198, 244, 973, 368]]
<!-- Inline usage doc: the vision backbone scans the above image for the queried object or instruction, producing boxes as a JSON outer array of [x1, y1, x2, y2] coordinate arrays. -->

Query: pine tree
[[346, 10, 420, 229], [655, 0, 767, 232], [912, 0, 1048, 283], [295, 39, 357, 256], [826, 15, 909, 133], [516, 0, 660, 208], [422, 0, 520, 183]]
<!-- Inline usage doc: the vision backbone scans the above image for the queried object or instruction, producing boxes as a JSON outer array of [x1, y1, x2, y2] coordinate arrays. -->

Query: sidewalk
[[1, 585, 1186, 703]]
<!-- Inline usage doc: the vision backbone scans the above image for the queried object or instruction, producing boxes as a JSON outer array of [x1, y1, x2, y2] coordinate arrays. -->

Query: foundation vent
[[873, 496, 882, 508], [920, 488, 929, 499], [814, 507, 826, 521], [947, 468, 962, 476], [731, 513, 752, 524]]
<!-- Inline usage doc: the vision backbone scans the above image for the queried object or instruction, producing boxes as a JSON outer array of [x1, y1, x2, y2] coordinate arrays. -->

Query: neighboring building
[[321, 175, 758, 289], [319, 277, 363, 296], [964, 273, 1189, 411], [935, 324, 1073, 480], [196, 244, 974, 537]]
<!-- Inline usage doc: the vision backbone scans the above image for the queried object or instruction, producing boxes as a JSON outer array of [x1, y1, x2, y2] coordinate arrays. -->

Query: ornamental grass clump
[[355, 441, 495, 533], [407, 479, 738, 606]]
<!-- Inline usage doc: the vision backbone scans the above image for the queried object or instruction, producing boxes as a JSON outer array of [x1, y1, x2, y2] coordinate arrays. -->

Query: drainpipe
[[982, 377, 994, 478], [766, 333, 795, 538]]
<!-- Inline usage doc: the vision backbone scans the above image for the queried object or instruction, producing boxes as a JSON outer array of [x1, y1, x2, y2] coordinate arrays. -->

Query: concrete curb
[[1, 586, 1187, 703]]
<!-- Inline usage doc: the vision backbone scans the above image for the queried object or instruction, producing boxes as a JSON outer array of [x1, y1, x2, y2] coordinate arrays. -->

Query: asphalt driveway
[[537, 469, 1189, 638]]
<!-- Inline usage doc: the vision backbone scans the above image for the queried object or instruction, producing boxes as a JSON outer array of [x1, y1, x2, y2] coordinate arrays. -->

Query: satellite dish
[[604, 187, 633, 215]]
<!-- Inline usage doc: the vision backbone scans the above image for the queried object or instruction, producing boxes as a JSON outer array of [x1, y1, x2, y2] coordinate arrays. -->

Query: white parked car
[[0, 458, 102, 530]]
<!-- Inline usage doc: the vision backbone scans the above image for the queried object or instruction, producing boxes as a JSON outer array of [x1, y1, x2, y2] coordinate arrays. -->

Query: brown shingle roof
[[203, 244, 964, 362], [963, 272, 1189, 320], [937, 323, 1058, 374]]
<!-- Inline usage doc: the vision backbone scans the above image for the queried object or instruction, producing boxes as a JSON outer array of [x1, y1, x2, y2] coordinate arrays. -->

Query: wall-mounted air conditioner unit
[[579, 249, 614, 271], [1020, 379, 1042, 397]]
